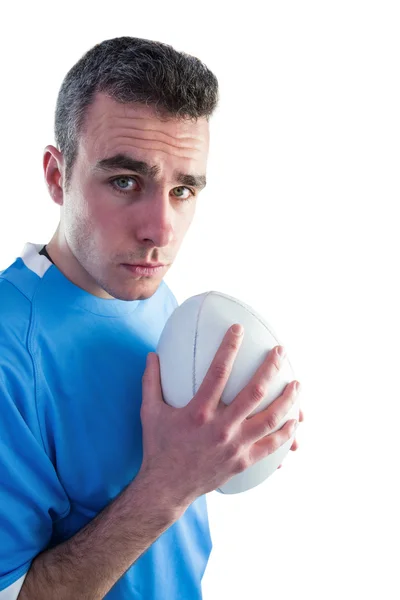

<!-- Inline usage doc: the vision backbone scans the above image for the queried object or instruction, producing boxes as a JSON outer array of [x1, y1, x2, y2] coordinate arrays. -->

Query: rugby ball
[[156, 291, 299, 494]]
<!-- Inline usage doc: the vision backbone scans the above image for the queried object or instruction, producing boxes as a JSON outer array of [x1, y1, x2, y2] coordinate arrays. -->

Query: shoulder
[[0, 276, 33, 345], [0, 275, 36, 420]]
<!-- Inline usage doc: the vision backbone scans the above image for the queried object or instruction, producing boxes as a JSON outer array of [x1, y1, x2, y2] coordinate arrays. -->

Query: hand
[[140, 325, 301, 507]]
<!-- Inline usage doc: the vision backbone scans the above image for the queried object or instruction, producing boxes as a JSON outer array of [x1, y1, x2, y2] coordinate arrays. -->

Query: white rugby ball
[[156, 291, 299, 494]]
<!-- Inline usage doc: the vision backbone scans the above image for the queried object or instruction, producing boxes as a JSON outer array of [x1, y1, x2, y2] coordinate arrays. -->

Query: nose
[[135, 193, 174, 248]]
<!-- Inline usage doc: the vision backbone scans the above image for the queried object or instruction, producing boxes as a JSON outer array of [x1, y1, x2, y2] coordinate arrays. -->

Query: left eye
[[173, 186, 192, 200]]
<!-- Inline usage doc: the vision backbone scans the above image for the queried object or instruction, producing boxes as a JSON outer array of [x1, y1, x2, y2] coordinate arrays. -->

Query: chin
[[93, 262, 167, 301], [109, 278, 162, 302]]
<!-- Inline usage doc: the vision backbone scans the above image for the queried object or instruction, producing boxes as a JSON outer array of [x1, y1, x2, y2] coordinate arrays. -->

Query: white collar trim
[[20, 242, 52, 278]]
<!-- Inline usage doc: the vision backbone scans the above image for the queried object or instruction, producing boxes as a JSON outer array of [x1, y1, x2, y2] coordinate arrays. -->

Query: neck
[[46, 224, 113, 299]]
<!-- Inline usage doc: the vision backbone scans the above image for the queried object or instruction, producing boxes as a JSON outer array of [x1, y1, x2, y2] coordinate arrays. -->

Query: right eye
[[109, 176, 139, 193]]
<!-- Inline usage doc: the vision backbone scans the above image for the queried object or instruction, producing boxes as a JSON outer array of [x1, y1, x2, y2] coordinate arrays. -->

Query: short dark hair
[[54, 37, 219, 186]]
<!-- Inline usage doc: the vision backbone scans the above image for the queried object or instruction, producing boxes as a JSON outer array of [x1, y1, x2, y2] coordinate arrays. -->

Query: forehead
[[78, 93, 210, 171]]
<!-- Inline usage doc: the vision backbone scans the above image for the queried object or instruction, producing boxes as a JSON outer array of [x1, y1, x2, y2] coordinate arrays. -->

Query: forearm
[[18, 469, 187, 600]]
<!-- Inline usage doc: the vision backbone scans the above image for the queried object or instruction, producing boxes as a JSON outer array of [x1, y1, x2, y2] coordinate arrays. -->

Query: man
[[0, 37, 302, 599]]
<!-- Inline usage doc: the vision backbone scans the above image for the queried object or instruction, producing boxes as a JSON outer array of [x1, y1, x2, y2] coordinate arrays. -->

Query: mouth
[[121, 263, 168, 277], [128, 263, 167, 267]]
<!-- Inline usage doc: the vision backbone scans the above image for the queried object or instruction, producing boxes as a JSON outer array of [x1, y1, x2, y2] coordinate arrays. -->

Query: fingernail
[[277, 346, 286, 358], [232, 324, 243, 336]]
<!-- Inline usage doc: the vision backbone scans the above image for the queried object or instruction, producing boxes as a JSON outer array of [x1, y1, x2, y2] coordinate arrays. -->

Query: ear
[[43, 145, 65, 206]]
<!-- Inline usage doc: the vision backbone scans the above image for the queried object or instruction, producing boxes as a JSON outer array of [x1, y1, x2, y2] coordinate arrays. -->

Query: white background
[[0, 1, 399, 598]]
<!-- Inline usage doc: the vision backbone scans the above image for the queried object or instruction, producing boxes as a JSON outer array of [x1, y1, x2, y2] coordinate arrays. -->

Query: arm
[[4, 326, 298, 599], [18, 468, 187, 600], [0, 291, 189, 600]]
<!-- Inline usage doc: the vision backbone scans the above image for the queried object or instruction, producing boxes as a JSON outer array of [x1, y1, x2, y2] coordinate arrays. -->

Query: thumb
[[141, 352, 163, 410]]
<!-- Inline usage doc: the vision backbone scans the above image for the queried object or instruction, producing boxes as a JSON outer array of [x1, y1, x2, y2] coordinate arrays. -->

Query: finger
[[191, 324, 244, 416], [141, 353, 164, 416], [291, 408, 303, 448], [242, 379, 299, 444], [250, 419, 297, 465], [226, 345, 287, 424]]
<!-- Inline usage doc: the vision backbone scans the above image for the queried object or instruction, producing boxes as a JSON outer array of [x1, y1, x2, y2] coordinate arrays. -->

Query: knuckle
[[267, 427, 291, 455], [225, 439, 241, 461], [253, 421, 268, 440], [269, 357, 281, 374], [266, 436, 281, 456], [233, 456, 249, 474], [226, 336, 241, 352], [215, 425, 231, 445], [213, 361, 230, 381], [269, 349, 282, 373], [265, 410, 281, 431], [250, 383, 266, 404], [192, 408, 210, 427]]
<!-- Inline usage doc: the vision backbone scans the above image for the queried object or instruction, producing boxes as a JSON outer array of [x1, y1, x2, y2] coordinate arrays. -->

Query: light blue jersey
[[0, 243, 212, 599]]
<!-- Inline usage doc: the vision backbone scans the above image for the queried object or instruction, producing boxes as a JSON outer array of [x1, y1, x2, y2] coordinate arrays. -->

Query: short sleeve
[[0, 287, 70, 592]]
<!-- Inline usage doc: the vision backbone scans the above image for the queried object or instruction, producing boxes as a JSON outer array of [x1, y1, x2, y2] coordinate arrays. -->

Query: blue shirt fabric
[[0, 244, 212, 598]]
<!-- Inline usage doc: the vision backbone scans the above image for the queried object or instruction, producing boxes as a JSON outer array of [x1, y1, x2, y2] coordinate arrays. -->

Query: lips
[[126, 263, 166, 267], [122, 263, 168, 277]]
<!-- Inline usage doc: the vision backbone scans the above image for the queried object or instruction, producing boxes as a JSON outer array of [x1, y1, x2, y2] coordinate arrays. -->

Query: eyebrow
[[94, 153, 207, 190]]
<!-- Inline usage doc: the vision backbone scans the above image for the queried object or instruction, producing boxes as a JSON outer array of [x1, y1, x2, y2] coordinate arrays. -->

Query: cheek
[[167, 206, 195, 254], [80, 183, 119, 234], [181, 203, 196, 234], [63, 196, 89, 239]]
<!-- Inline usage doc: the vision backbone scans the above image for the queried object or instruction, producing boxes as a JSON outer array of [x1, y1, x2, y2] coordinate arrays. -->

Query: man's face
[[59, 93, 209, 300]]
